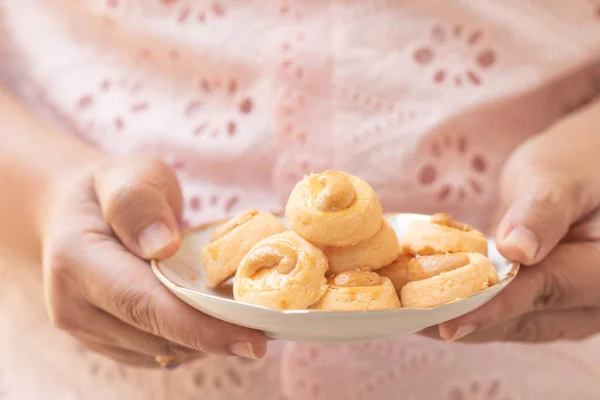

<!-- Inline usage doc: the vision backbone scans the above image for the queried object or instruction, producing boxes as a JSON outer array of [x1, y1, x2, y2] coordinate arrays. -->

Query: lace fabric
[[2, 0, 600, 398]]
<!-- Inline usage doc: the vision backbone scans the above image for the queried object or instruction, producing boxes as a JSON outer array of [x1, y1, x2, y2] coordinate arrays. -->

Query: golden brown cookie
[[398, 213, 487, 256], [233, 231, 329, 310], [285, 170, 383, 246], [377, 254, 412, 293], [200, 210, 286, 287], [406, 252, 471, 281], [324, 219, 400, 274], [400, 253, 498, 308], [311, 269, 401, 311]]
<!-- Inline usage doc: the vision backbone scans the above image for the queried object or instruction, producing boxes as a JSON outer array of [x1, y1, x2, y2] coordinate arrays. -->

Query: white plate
[[152, 213, 519, 344]]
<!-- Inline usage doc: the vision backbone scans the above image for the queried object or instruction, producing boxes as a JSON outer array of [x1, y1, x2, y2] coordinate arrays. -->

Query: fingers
[[83, 247, 267, 359], [496, 168, 586, 265], [76, 339, 161, 368], [93, 155, 183, 259], [80, 306, 200, 358], [497, 107, 600, 265], [496, 188, 568, 265], [453, 308, 600, 344], [437, 265, 548, 341], [47, 288, 201, 360], [416, 326, 441, 340], [565, 208, 600, 243], [438, 242, 600, 341], [77, 335, 202, 368]]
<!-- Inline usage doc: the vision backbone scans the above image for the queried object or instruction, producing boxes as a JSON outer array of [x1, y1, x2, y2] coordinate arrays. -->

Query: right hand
[[42, 155, 266, 368]]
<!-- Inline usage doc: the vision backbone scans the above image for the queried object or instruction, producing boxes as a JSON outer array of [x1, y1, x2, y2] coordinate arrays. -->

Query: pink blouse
[[2, 0, 600, 399]]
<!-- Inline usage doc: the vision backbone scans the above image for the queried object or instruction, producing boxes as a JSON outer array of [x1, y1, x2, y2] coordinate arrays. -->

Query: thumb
[[496, 175, 580, 265], [497, 135, 597, 266], [93, 155, 183, 260], [499, 100, 600, 265]]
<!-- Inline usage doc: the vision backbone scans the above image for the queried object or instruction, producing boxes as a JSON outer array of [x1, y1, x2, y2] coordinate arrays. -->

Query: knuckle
[[532, 186, 564, 212], [43, 239, 83, 333], [188, 325, 228, 354], [44, 238, 77, 282], [46, 256, 73, 285], [133, 154, 169, 171], [128, 156, 175, 187], [47, 261, 77, 291], [48, 308, 78, 332], [533, 269, 567, 311], [494, 293, 519, 320], [104, 182, 149, 222], [523, 185, 570, 226], [527, 173, 586, 224], [104, 173, 176, 222], [508, 317, 543, 343], [43, 243, 80, 302], [509, 316, 568, 343], [144, 156, 173, 177], [160, 340, 196, 358], [139, 157, 182, 207], [478, 290, 519, 329], [99, 156, 181, 225], [113, 287, 161, 334]]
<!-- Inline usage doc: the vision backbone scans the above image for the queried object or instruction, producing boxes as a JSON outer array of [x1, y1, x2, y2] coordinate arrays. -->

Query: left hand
[[437, 99, 600, 343]]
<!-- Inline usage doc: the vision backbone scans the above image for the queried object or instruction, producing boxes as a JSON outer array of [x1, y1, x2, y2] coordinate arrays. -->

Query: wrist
[[0, 86, 108, 265]]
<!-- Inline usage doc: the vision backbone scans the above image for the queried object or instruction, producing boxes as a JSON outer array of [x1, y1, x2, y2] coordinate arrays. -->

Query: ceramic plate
[[152, 213, 519, 344]]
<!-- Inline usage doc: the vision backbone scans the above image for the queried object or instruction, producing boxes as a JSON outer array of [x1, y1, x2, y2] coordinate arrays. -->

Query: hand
[[42, 155, 266, 367], [437, 100, 600, 343]]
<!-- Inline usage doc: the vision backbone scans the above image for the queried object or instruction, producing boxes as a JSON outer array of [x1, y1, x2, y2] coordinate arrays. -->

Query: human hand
[[42, 155, 266, 368], [437, 100, 600, 343]]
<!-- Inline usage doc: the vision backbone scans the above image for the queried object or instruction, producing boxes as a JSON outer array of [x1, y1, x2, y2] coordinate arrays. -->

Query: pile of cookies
[[200, 170, 499, 311]]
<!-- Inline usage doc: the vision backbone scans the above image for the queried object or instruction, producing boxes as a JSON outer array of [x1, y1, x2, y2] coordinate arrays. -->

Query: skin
[[0, 85, 266, 368], [428, 97, 600, 343], [2, 80, 600, 365]]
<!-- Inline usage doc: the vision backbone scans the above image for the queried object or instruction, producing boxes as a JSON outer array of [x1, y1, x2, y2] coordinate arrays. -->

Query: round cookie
[[377, 254, 412, 293], [233, 231, 329, 310], [311, 270, 401, 311], [400, 253, 498, 308], [398, 213, 488, 256], [200, 209, 286, 287], [324, 219, 400, 274], [285, 170, 383, 247]]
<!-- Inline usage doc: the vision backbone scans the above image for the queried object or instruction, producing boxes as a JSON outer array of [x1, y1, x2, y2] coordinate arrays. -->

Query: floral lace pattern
[[281, 337, 451, 400], [2, 0, 600, 399], [412, 22, 497, 87], [441, 376, 516, 400], [174, 351, 275, 400]]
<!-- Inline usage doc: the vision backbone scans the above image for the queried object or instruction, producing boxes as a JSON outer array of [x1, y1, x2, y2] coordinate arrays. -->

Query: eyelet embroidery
[[181, 75, 255, 140], [76, 76, 150, 142], [281, 338, 450, 400], [159, 0, 230, 25], [442, 376, 517, 400], [75, 345, 129, 383], [416, 134, 489, 202], [182, 184, 246, 225], [6, 1, 600, 399], [412, 23, 497, 87], [182, 354, 267, 397]]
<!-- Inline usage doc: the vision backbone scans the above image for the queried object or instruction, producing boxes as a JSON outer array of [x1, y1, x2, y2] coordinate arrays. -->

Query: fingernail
[[138, 222, 174, 258], [451, 324, 478, 341], [503, 226, 539, 262], [229, 341, 257, 360]]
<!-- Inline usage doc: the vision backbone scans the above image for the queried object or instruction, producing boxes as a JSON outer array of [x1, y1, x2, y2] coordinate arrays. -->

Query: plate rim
[[151, 212, 520, 315]]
